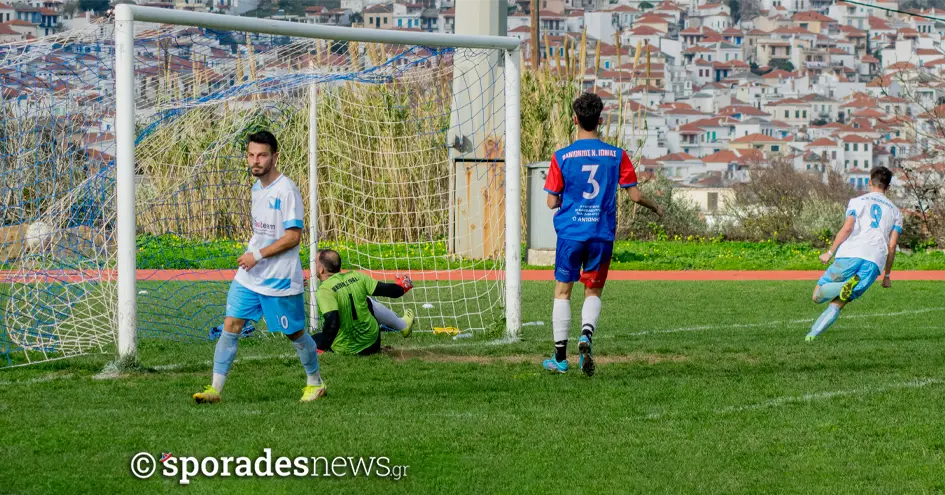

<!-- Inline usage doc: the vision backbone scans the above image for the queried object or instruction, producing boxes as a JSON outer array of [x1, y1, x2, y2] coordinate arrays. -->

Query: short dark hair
[[572, 93, 604, 132], [870, 166, 893, 190], [247, 130, 278, 154], [318, 249, 341, 274]]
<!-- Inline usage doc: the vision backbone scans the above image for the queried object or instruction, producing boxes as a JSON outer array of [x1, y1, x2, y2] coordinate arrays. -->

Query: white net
[[0, 20, 509, 367]]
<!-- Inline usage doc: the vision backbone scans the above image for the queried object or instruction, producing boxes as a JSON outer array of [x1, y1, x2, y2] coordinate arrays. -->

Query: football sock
[[552, 298, 570, 361], [211, 330, 239, 392], [368, 298, 406, 330], [292, 332, 321, 385], [815, 283, 844, 304], [581, 296, 601, 343], [807, 303, 841, 339]]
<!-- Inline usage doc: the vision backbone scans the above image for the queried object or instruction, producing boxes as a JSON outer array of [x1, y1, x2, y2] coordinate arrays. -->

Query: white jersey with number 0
[[835, 192, 902, 269], [233, 174, 305, 297]]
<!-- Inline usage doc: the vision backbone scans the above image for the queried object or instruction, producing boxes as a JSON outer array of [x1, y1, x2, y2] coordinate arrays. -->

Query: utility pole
[[531, 0, 540, 68]]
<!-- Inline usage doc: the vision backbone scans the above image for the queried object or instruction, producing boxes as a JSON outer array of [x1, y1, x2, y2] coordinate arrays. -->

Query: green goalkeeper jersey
[[316, 271, 379, 355]]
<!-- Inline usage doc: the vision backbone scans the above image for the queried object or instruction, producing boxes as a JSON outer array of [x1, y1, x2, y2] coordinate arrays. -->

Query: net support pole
[[504, 47, 522, 339], [115, 4, 137, 362], [307, 84, 319, 334]]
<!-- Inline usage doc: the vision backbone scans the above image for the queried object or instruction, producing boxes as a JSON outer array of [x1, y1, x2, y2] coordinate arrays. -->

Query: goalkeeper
[[313, 249, 416, 355]]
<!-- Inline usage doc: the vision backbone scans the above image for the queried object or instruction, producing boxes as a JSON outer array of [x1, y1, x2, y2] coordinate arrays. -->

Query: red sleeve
[[619, 150, 638, 188], [544, 155, 564, 195]]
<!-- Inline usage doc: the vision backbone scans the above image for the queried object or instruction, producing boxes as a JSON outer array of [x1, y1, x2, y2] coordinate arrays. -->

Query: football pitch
[[2, 280, 944, 493]]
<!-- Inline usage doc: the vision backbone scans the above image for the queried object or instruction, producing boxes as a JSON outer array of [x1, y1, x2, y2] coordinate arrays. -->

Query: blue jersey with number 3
[[543, 139, 638, 242]]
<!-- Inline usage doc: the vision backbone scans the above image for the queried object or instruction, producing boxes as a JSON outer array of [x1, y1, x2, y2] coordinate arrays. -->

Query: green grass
[[2, 280, 945, 493], [134, 235, 945, 271]]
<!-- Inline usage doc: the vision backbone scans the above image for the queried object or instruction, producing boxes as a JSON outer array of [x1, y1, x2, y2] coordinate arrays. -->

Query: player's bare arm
[[882, 230, 900, 288], [238, 227, 301, 271], [820, 215, 855, 265], [547, 193, 562, 209], [624, 185, 663, 219]]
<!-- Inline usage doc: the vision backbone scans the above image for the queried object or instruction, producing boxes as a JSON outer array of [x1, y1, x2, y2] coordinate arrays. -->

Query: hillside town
[[4, 0, 945, 218]]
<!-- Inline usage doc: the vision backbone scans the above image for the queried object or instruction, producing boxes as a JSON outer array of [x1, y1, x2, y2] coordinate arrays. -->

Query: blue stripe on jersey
[[283, 219, 303, 229], [846, 209, 856, 218], [620, 181, 638, 188], [893, 225, 902, 233], [544, 187, 561, 196], [261, 278, 292, 290]]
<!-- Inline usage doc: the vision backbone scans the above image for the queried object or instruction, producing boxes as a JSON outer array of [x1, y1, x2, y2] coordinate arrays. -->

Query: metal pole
[[115, 4, 137, 362], [504, 48, 522, 339], [308, 84, 319, 334]]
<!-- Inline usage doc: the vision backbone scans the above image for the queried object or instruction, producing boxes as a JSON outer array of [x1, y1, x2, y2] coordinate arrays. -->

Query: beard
[[249, 162, 272, 177]]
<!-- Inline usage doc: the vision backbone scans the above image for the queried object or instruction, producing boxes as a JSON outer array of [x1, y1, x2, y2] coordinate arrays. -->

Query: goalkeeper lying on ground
[[313, 249, 416, 355]]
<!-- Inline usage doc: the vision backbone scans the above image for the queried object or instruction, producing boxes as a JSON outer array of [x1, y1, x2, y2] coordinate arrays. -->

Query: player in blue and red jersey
[[541, 92, 662, 376]]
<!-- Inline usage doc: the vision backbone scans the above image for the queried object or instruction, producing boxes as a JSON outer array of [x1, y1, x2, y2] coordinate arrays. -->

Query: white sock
[[307, 371, 322, 386], [369, 298, 406, 330], [552, 298, 571, 343], [211, 373, 226, 392], [582, 296, 602, 335]]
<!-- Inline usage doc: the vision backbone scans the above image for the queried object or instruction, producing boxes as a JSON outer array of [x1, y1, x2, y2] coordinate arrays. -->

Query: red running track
[[2, 269, 945, 283]]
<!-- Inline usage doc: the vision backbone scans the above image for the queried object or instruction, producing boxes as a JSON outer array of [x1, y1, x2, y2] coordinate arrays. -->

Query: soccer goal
[[0, 6, 521, 368]]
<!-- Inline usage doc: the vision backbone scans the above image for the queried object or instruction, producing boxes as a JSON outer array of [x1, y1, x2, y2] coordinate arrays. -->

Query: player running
[[806, 166, 901, 342], [313, 249, 416, 355], [193, 130, 325, 404], [541, 92, 662, 376]]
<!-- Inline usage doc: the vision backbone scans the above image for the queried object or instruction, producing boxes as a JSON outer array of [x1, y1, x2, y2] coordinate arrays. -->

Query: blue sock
[[807, 304, 841, 339], [293, 333, 321, 384], [212, 330, 239, 376], [815, 283, 844, 303]]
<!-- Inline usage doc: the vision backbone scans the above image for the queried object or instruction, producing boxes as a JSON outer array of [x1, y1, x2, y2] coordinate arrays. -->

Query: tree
[[639, 1, 654, 9], [78, 0, 107, 13], [768, 59, 794, 73]]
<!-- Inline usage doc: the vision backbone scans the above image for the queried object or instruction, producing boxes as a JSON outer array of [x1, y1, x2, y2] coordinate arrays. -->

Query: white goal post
[[113, 5, 522, 362]]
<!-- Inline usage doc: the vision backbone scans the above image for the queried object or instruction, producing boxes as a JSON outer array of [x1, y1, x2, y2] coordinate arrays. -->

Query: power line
[[843, 0, 945, 24]]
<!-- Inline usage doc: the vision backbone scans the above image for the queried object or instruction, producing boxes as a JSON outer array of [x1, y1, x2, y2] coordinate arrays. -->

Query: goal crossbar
[[113, 5, 523, 361]]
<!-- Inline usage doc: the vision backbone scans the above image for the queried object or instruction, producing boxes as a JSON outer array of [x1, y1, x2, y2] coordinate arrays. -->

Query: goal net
[[0, 11, 520, 368]]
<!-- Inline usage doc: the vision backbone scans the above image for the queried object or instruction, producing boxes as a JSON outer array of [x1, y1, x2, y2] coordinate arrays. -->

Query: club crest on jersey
[[268, 198, 282, 210]]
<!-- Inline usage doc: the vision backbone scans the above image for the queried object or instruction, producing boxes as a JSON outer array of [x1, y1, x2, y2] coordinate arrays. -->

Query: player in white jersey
[[806, 166, 902, 342], [193, 131, 326, 403]]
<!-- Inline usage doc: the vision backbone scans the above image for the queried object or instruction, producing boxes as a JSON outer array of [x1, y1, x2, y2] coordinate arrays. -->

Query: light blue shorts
[[816, 257, 881, 301], [225, 281, 306, 334]]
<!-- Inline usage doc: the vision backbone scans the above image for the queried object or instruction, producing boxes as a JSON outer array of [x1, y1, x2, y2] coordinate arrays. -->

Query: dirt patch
[[391, 349, 688, 365]]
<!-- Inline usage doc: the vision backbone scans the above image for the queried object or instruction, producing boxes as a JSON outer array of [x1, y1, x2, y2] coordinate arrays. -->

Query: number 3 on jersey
[[870, 204, 882, 228], [582, 164, 600, 199]]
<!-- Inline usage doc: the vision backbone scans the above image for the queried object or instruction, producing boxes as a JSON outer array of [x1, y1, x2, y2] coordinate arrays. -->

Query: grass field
[[2, 280, 945, 493]]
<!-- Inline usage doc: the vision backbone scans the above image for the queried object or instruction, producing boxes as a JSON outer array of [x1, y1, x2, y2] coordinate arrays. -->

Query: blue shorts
[[225, 281, 306, 334], [817, 257, 881, 301], [554, 238, 614, 289]]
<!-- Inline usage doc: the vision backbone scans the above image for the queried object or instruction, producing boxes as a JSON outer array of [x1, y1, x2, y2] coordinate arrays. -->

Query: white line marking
[[622, 307, 945, 337], [152, 353, 295, 372], [0, 373, 74, 386], [641, 378, 944, 421]]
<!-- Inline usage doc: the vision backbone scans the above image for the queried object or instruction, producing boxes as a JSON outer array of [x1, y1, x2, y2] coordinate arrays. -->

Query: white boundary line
[[640, 378, 944, 421]]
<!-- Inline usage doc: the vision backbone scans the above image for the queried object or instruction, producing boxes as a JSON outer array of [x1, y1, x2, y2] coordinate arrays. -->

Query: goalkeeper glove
[[395, 274, 413, 293]]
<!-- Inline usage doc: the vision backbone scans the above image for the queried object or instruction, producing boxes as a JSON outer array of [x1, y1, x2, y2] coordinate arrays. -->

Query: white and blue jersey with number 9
[[835, 191, 903, 270]]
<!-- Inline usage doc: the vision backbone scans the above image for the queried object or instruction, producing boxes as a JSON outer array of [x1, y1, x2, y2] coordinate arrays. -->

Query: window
[[845, 160, 850, 168], [853, 143, 858, 151], [845, 143, 850, 151], [854, 160, 858, 167], [832, 151, 837, 159], [795, 110, 800, 119], [785, 110, 790, 118], [771, 145, 780, 151], [803, 110, 807, 118], [864, 159, 869, 167], [398, 18, 402, 26], [807, 164, 811, 170], [864, 144, 869, 152]]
